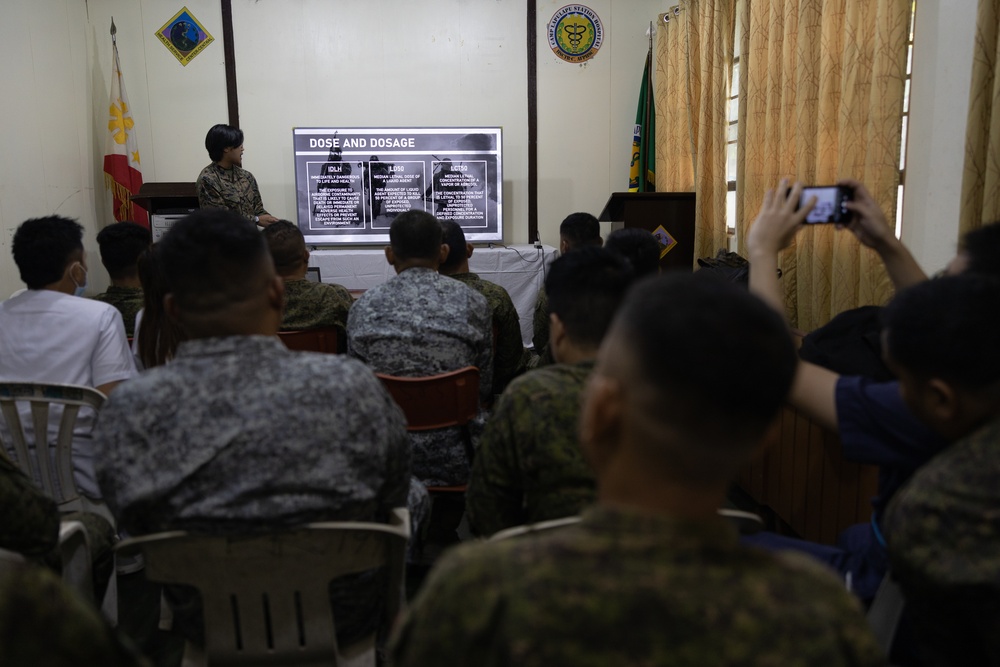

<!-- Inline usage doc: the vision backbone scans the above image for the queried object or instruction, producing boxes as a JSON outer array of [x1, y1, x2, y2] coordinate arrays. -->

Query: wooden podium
[[598, 192, 696, 272], [131, 183, 199, 241]]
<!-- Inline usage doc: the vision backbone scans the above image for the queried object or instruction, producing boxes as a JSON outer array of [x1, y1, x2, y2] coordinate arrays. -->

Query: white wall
[[0, 0, 102, 296], [900, 0, 978, 274], [0, 0, 973, 298]]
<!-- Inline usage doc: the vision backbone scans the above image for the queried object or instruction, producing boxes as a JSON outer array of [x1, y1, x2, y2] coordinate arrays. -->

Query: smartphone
[[795, 185, 854, 224]]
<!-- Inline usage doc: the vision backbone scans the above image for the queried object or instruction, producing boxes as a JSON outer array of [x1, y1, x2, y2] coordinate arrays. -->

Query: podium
[[598, 192, 696, 272], [131, 183, 199, 241]]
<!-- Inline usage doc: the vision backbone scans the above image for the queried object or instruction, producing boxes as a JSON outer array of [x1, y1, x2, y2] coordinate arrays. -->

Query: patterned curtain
[[654, 0, 735, 264], [736, 0, 910, 331], [960, 0, 1000, 235]]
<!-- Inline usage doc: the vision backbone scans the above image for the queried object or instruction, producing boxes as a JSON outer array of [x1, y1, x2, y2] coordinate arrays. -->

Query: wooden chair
[[116, 508, 410, 667], [278, 326, 340, 354], [375, 366, 480, 434], [376, 366, 481, 493]]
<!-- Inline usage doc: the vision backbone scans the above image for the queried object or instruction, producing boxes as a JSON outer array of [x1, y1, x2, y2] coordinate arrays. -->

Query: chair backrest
[[116, 508, 410, 666], [489, 516, 582, 541], [0, 383, 106, 513], [375, 367, 480, 431], [278, 327, 340, 354]]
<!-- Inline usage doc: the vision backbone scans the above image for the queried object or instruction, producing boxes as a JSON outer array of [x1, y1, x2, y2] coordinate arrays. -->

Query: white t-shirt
[[0, 289, 137, 498]]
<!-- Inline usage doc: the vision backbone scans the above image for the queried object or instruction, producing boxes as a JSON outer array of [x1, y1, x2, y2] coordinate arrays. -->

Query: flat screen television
[[292, 127, 503, 245]]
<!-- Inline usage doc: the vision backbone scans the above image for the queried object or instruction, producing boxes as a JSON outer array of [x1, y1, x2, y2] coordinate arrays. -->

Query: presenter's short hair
[[96, 222, 152, 280], [263, 221, 307, 275], [559, 212, 602, 250], [440, 220, 467, 272], [158, 208, 270, 314], [205, 124, 244, 162], [545, 247, 634, 348], [390, 210, 443, 262], [12, 216, 84, 289]]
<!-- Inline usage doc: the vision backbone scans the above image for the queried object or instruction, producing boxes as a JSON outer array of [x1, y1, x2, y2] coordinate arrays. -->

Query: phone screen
[[801, 186, 851, 224]]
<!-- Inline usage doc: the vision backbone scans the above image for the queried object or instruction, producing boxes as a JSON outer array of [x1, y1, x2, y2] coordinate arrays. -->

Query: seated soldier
[[347, 209, 492, 487], [0, 455, 58, 559], [391, 274, 885, 666], [439, 220, 529, 396], [93, 221, 151, 337], [881, 275, 1000, 666], [604, 227, 661, 277], [466, 247, 634, 536], [0, 565, 146, 667], [94, 208, 422, 649], [744, 180, 949, 602], [262, 220, 353, 332], [533, 212, 603, 365]]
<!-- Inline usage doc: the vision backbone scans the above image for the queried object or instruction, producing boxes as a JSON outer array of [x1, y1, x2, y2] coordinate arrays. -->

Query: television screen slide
[[292, 127, 503, 245]]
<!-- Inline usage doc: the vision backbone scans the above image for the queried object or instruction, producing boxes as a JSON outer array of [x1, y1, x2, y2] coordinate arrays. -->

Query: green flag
[[628, 46, 655, 192]]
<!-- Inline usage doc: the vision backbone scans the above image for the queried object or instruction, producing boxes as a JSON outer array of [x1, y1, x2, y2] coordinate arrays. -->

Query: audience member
[[0, 456, 58, 559], [744, 180, 948, 601], [604, 227, 661, 277], [881, 276, 1000, 666], [93, 221, 151, 337], [439, 220, 529, 396], [392, 274, 885, 666], [262, 220, 353, 333], [0, 216, 136, 501], [94, 208, 421, 648], [466, 247, 634, 536], [347, 209, 492, 486], [0, 564, 148, 667], [533, 212, 603, 364], [133, 243, 185, 369], [196, 124, 279, 227]]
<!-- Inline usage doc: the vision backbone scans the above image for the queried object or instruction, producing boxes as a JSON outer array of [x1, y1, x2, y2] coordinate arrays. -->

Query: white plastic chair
[[116, 508, 411, 667], [0, 382, 118, 621], [0, 382, 114, 526]]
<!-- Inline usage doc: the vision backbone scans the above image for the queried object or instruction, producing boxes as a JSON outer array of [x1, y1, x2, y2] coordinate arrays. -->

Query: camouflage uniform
[[94, 335, 423, 647], [196, 162, 269, 222], [93, 286, 144, 337], [445, 272, 529, 396], [884, 415, 1000, 665], [531, 287, 554, 367], [392, 505, 887, 667], [347, 267, 492, 486], [280, 278, 353, 332], [466, 360, 596, 536], [0, 455, 58, 558], [0, 564, 149, 667]]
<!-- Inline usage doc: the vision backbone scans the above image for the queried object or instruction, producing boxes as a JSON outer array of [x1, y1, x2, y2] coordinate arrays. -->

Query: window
[[896, 3, 915, 238]]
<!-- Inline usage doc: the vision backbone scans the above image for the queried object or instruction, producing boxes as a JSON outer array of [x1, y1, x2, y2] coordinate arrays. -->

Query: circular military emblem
[[548, 5, 604, 63], [169, 20, 200, 52]]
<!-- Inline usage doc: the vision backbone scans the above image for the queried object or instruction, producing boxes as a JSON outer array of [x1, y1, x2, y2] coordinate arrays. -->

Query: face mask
[[71, 262, 88, 297]]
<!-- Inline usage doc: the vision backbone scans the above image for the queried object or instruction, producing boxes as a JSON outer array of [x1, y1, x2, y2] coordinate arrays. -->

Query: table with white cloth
[[308, 244, 556, 347]]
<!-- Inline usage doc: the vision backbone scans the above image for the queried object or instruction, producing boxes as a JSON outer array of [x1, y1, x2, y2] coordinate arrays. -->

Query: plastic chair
[[0, 383, 114, 527], [490, 516, 582, 541], [490, 509, 765, 542], [867, 570, 907, 655], [116, 508, 410, 667], [278, 327, 340, 354]]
